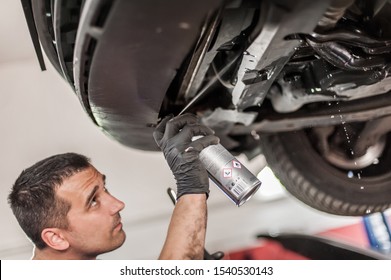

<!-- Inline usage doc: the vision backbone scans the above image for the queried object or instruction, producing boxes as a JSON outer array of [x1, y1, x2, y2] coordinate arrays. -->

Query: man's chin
[[115, 230, 127, 248], [105, 231, 127, 254]]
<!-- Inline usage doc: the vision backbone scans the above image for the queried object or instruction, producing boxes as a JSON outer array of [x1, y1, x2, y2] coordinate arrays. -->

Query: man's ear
[[41, 228, 70, 251]]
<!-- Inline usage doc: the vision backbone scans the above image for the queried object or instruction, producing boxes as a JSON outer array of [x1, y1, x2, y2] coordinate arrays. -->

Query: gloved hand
[[153, 114, 220, 199]]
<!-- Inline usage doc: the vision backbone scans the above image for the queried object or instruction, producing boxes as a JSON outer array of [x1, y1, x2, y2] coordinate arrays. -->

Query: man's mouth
[[113, 215, 122, 231], [114, 222, 122, 231], [114, 220, 122, 231]]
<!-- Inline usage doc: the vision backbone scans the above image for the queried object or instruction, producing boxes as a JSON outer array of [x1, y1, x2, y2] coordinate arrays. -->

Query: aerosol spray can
[[193, 136, 262, 206]]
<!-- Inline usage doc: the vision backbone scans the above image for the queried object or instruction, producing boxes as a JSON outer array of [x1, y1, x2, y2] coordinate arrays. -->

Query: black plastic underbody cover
[[75, 0, 222, 151]]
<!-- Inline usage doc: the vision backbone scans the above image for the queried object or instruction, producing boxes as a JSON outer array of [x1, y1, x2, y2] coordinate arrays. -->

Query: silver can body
[[198, 142, 262, 206]]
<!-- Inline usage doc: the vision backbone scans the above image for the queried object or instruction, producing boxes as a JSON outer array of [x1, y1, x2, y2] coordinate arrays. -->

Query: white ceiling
[[0, 0, 37, 64]]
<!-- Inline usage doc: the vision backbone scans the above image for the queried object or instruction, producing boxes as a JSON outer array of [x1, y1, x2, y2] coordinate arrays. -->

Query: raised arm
[[153, 114, 219, 260], [159, 194, 207, 259]]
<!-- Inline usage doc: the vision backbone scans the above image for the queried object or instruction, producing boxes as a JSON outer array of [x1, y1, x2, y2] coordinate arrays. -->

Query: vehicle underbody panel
[[74, 0, 222, 150]]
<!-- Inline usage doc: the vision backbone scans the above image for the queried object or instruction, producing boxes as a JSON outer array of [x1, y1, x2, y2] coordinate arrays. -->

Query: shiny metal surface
[[198, 141, 262, 206]]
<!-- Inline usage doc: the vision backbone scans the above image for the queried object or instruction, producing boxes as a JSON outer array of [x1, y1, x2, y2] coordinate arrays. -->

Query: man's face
[[56, 166, 126, 258]]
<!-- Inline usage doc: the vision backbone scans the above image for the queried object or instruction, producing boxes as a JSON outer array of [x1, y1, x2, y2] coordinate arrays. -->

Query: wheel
[[32, 0, 83, 87], [259, 124, 391, 216]]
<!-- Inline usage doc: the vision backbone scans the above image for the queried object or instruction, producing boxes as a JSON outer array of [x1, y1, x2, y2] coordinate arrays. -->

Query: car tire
[[259, 129, 391, 216]]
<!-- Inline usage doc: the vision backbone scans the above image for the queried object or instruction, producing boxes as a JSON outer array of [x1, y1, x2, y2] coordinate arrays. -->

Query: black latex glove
[[153, 114, 220, 199]]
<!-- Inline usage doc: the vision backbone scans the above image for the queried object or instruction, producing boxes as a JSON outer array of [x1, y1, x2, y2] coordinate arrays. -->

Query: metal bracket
[[20, 0, 46, 71]]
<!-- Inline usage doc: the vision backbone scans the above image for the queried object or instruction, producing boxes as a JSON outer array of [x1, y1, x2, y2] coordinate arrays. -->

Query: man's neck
[[32, 248, 97, 260]]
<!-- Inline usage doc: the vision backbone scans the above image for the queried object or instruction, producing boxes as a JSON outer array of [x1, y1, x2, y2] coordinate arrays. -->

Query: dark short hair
[[8, 153, 91, 249]]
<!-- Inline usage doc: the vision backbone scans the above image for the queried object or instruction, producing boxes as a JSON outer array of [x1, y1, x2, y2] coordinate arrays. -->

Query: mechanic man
[[8, 114, 219, 260]]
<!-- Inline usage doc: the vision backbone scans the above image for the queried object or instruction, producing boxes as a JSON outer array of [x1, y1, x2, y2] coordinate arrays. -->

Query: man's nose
[[107, 194, 125, 214]]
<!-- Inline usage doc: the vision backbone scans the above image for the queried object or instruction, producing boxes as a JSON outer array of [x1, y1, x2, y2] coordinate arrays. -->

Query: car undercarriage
[[23, 0, 391, 216]]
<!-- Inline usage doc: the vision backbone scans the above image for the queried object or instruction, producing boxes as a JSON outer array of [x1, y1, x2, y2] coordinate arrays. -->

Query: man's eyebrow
[[85, 174, 107, 207], [85, 185, 99, 207]]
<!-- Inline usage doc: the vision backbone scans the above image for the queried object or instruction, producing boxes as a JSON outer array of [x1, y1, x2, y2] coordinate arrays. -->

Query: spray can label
[[197, 140, 262, 206]]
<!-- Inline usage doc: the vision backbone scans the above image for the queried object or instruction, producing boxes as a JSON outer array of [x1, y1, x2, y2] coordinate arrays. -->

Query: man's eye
[[90, 198, 98, 207]]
